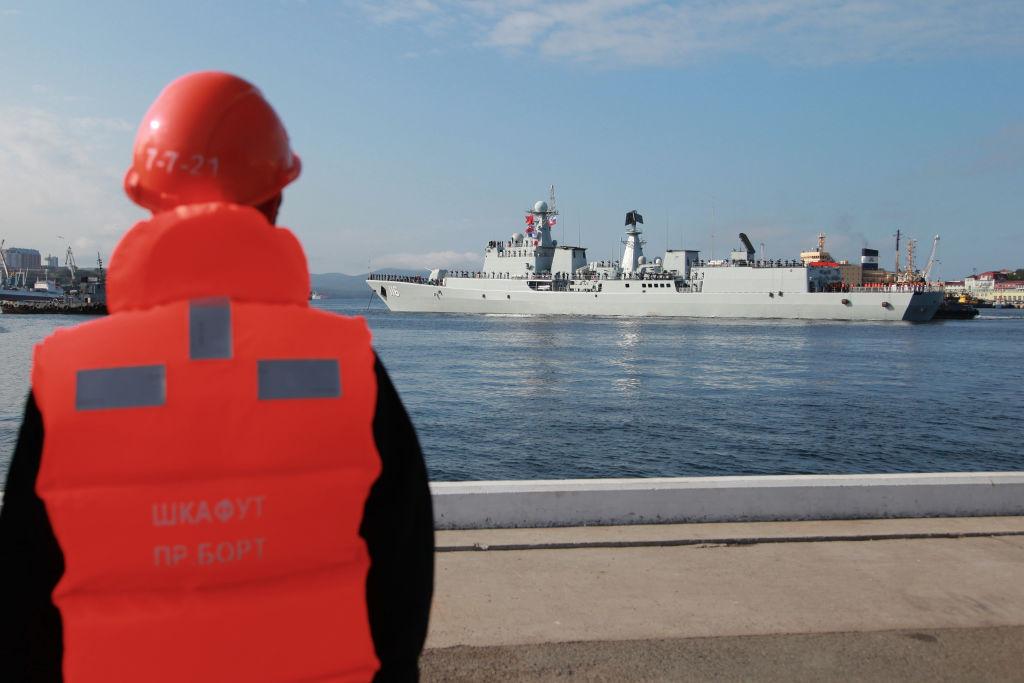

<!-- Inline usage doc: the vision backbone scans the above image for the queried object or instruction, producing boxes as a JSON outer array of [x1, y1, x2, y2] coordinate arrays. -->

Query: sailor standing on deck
[[0, 71, 433, 682]]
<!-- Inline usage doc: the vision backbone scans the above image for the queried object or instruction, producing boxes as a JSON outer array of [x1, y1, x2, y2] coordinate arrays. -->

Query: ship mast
[[905, 238, 917, 280], [621, 210, 646, 275], [893, 229, 901, 275], [525, 187, 558, 249]]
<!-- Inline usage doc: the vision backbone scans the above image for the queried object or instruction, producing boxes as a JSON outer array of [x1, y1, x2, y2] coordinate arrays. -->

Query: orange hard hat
[[124, 71, 301, 212]]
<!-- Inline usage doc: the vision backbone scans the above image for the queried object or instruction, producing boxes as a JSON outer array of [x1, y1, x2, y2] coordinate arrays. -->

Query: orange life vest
[[32, 203, 381, 682]]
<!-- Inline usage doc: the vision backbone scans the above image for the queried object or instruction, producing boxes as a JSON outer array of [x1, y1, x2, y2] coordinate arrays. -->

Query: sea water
[[2, 300, 1022, 482]]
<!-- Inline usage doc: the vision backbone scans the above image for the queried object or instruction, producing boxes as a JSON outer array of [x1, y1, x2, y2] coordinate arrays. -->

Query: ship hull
[[368, 280, 942, 322], [0, 291, 64, 303]]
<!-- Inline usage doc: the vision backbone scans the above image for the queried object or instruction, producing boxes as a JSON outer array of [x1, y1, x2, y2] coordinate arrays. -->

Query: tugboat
[[933, 295, 979, 320]]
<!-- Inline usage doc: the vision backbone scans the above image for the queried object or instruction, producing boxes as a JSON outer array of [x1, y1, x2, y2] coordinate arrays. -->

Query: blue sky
[[1, 1, 1022, 278]]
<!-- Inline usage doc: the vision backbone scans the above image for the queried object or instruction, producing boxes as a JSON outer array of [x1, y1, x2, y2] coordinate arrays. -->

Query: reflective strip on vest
[[189, 298, 232, 360], [76, 365, 166, 411], [258, 359, 341, 400]]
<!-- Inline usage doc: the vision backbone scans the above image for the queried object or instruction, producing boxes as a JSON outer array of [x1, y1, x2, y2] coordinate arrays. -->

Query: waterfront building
[[836, 260, 863, 286], [3, 247, 42, 269], [861, 267, 897, 284], [943, 280, 966, 296], [965, 270, 1024, 304]]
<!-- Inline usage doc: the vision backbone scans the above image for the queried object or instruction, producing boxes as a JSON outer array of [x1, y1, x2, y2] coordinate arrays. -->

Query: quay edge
[[430, 472, 1024, 529]]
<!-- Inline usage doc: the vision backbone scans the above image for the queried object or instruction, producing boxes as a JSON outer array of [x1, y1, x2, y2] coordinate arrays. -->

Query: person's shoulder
[[308, 310, 372, 341], [124, 202, 271, 242]]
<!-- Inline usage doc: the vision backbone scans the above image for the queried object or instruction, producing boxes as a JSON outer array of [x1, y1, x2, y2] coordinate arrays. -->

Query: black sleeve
[[361, 355, 434, 682], [0, 392, 65, 682]]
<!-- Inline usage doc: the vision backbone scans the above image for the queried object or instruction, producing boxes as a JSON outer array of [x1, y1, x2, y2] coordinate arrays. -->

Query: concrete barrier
[[430, 472, 1024, 529]]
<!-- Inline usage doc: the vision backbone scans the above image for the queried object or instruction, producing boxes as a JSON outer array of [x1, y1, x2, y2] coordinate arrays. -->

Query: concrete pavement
[[422, 626, 1024, 682], [422, 517, 1024, 680]]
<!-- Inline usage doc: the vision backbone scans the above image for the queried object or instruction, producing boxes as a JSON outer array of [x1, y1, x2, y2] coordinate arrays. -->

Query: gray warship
[[368, 194, 942, 322]]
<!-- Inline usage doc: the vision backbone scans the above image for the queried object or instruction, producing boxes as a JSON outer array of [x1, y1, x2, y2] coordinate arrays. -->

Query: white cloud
[[0, 106, 143, 262], [374, 249, 479, 269], [355, 0, 1024, 66], [352, 0, 440, 24]]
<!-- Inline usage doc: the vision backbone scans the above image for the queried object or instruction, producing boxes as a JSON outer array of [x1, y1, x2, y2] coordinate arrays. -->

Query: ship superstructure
[[368, 194, 942, 322]]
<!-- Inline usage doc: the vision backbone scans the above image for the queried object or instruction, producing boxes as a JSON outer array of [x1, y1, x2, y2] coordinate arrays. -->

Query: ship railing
[[697, 260, 805, 268], [367, 273, 429, 284], [848, 284, 943, 293]]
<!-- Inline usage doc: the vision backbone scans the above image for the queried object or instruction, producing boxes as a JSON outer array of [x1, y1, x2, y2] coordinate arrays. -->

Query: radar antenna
[[525, 189, 559, 249]]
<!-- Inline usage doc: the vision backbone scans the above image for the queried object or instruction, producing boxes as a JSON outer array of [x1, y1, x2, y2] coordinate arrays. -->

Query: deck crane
[[921, 234, 940, 281]]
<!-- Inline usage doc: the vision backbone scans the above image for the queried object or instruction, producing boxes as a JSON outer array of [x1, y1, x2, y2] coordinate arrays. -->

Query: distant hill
[[311, 269, 428, 298]]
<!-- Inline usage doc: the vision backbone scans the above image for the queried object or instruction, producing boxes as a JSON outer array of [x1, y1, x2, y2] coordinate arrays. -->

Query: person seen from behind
[[0, 71, 434, 682]]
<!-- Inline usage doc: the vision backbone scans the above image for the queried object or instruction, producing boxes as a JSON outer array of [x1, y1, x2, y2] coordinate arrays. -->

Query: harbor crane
[[921, 235, 940, 281], [0, 239, 8, 282], [64, 244, 77, 281]]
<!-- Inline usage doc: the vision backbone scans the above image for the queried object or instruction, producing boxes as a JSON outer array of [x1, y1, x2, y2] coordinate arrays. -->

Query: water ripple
[[2, 304, 1022, 483]]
